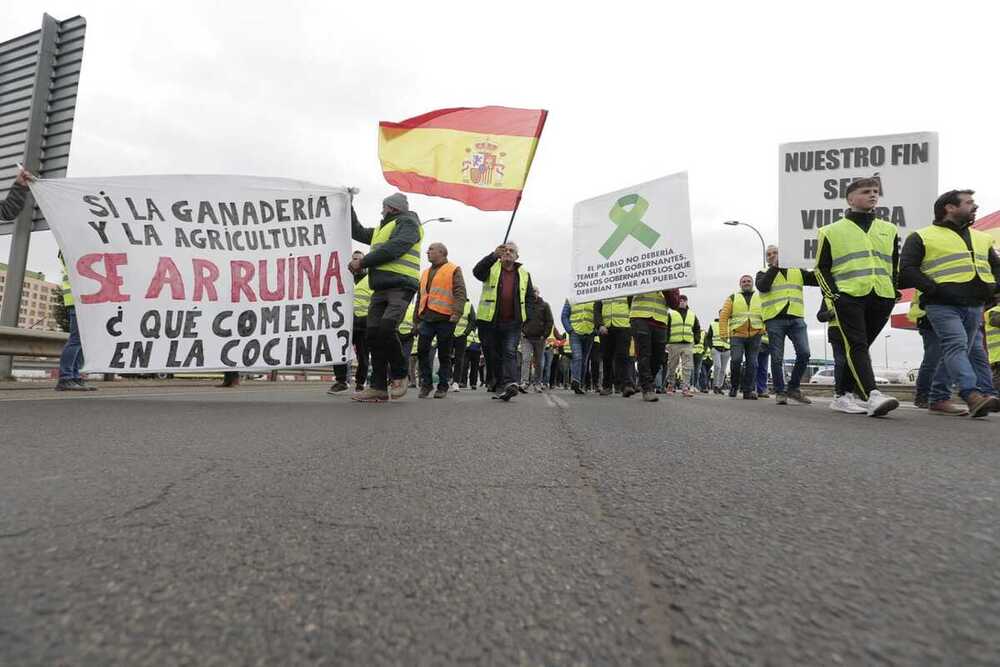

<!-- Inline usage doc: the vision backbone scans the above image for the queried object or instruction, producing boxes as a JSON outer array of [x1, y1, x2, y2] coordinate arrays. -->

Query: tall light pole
[[884, 333, 892, 369], [421, 217, 452, 226], [723, 220, 767, 267]]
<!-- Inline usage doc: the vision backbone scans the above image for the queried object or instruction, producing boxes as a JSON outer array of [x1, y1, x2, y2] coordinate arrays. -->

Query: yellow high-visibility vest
[[629, 292, 669, 324], [603, 297, 630, 328], [569, 302, 595, 335], [728, 291, 763, 335], [477, 263, 529, 322], [761, 268, 805, 320], [985, 306, 1000, 365], [816, 217, 896, 298], [915, 224, 994, 285], [397, 303, 416, 336], [710, 320, 729, 350], [667, 308, 696, 344], [370, 217, 423, 280], [353, 276, 372, 318]]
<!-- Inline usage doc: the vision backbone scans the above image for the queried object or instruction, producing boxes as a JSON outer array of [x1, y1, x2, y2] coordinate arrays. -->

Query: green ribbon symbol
[[598, 194, 660, 259]]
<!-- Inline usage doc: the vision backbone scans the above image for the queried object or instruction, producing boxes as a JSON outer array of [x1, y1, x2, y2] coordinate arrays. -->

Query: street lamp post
[[723, 220, 767, 267], [421, 217, 452, 226], [884, 333, 892, 369]]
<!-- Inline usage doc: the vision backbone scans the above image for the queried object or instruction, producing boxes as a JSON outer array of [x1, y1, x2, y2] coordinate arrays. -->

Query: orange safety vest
[[418, 262, 458, 317]]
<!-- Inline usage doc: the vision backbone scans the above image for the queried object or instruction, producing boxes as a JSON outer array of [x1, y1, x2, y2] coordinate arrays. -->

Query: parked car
[[809, 368, 889, 385]]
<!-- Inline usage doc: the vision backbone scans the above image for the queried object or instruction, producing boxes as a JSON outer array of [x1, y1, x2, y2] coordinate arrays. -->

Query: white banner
[[571, 171, 696, 303], [30, 175, 353, 373], [779, 131, 939, 268]]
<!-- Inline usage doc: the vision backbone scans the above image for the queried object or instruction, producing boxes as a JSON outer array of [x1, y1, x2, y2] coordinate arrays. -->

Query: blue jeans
[[492, 321, 522, 388], [59, 307, 83, 381], [729, 335, 761, 394], [917, 326, 950, 401], [756, 348, 770, 394], [924, 304, 989, 401], [569, 332, 594, 384], [417, 320, 455, 389], [542, 349, 554, 385], [766, 317, 811, 393]]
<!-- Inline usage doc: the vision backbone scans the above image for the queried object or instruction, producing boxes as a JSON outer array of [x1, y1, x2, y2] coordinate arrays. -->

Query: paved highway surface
[[2, 384, 998, 665]]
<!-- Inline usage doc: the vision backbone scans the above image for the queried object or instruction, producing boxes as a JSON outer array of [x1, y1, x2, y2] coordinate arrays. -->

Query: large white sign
[[571, 172, 696, 303], [779, 131, 938, 268], [30, 175, 354, 373]]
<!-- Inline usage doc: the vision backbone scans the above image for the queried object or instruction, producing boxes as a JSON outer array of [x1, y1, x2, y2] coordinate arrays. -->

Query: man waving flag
[[378, 106, 547, 212]]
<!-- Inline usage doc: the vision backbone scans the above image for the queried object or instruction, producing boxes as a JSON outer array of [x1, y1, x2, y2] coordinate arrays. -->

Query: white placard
[[779, 131, 939, 268], [30, 175, 354, 373], [571, 171, 696, 303]]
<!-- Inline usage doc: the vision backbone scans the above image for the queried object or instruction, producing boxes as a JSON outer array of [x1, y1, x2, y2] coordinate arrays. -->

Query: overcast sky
[[5, 0, 1000, 369]]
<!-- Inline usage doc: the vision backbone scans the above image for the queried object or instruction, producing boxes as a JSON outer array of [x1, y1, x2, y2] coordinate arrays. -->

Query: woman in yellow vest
[[814, 177, 900, 416], [348, 193, 423, 403], [718, 275, 764, 399], [898, 188, 1000, 417]]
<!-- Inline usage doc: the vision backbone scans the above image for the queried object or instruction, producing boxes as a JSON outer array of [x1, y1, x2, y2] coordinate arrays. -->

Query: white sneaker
[[451, 382, 460, 393], [831, 393, 867, 414], [865, 389, 899, 417]]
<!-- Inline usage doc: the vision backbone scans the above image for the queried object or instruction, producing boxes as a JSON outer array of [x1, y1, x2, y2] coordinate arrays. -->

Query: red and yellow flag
[[378, 106, 548, 211]]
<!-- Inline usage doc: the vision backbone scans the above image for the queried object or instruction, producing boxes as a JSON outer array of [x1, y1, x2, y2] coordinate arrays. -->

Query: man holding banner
[[349, 193, 423, 403]]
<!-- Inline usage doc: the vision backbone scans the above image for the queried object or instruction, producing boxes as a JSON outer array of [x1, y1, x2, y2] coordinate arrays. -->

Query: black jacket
[[351, 207, 422, 292], [0, 182, 28, 221], [898, 219, 1000, 307], [522, 298, 553, 338], [472, 253, 536, 324]]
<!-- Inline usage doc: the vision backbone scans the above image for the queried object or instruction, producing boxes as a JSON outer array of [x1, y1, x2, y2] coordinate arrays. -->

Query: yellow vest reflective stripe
[[353, 276, 372, 318], [629, 292, 669, 324], [604, 297, 630, 328], [915, 224, 994, 284], [667, 308, 696, 343], [59, 257, 74, 307], [370, 217, 423, 280], [397, 303, 415, 335], [824, 297, 840, 330], [467, 327, 480, 345], [761, 332, 769, 346], [569, 302, 595, 335], [817, 217, 896, 298], [710, 320, 729, 350], [692, 331, 704, 355], [905, 291, 926, 324], [564, 338, 572, 354], [455, 301, 472, 333], [761, 268, 805, 320], [729, 291, 763, 333], [477, 263, 529, 322], [984, 306, 1000, 364]]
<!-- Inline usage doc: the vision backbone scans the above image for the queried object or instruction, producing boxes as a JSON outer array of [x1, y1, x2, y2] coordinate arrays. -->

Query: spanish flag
[[378, 106, 548, 212]]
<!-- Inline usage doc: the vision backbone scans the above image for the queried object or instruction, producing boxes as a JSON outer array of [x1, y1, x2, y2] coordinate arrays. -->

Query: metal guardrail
[[0, 325, 68, 356]]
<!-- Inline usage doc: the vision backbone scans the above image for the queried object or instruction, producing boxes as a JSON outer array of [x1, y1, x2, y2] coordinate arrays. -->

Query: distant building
[[0, 262, 62, 331]]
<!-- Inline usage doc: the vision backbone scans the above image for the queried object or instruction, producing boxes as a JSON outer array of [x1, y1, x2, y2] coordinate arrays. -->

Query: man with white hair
[[347, 193, 422, 403], [473, 242, 536, 401]]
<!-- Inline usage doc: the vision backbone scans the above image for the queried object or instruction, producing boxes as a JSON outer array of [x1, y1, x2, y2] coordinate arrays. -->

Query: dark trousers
[[828, 293, 894, 398], [829, 331, 847, 395], [478, 323, 496, 390], [334, 322, 368, 386], [587, 341, 602, 389], [366, 288, 414, 391], [451, 335, 468, 386], [417, 320, 456, 389], [487, 321, 521, 388], [729, 334, 762, 395], [631, 318, 666, 392], [465, 348, 482, 387], [58, 307, 83, 381], [601, 327, 631, 390]]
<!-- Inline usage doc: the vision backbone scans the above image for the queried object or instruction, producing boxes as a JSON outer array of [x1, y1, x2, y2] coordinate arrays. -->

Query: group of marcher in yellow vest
[[714, 180, 1000, 418]]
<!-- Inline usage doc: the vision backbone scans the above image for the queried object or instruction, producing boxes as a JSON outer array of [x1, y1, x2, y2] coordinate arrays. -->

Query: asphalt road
[[2, 383, 998, 665]]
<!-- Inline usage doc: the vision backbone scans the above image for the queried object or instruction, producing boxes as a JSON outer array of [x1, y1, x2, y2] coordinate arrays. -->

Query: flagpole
[[501, 109, 548, 244]]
